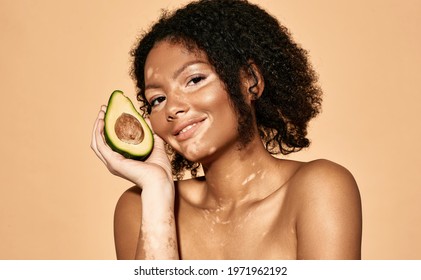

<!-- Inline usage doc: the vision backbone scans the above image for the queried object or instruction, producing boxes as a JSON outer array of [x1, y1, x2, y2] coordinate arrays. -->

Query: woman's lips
[[174, 118, 206, 141], [179, 122, 198, 134]]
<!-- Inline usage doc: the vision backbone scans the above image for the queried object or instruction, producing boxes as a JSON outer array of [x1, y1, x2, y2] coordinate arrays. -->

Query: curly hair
[[131, 0, 322, 180]]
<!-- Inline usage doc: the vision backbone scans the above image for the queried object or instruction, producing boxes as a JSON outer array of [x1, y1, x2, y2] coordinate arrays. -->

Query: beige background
[[1, 0, 420, 259]]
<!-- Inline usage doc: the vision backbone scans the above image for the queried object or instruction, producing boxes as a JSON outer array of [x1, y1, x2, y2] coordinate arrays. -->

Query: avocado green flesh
[[104, 90, 153, 160]]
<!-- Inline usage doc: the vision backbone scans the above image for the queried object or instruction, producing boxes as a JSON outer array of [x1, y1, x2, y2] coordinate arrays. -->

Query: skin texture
[[91, 40, 362, 259]]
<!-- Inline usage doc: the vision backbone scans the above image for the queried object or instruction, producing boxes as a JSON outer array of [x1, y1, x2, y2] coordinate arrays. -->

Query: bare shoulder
[[288, 159, 359, 198], [283, 159, 361, 217], [115, 186, 142, 221], [287, 159, 362, 259]]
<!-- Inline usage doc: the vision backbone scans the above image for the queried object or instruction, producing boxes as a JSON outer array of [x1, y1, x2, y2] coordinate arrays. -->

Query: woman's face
[[144, 40, 240, 163]]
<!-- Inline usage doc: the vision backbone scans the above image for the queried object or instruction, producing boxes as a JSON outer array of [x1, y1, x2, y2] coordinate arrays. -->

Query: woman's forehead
[[145, 40, 209, 75]]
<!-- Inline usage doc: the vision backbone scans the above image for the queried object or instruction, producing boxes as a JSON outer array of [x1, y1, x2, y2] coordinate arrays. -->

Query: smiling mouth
[[174, 118, 206, 141], [178, 123, 198, 135]]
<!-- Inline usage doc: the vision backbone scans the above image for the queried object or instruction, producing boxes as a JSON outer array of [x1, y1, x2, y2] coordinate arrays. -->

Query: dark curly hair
[[131, 0, 322, 180]]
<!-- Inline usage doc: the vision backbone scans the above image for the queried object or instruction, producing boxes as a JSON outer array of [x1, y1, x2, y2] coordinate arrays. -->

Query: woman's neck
[[201, 136, 280, 209]]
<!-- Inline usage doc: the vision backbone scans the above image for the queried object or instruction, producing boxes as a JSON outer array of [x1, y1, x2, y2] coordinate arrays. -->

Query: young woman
[[91, 0, 362, 259]]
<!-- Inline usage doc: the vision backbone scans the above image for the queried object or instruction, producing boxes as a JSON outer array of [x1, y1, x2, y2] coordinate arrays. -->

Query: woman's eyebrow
[[172, 60, 208, 80], [145, 60, 208, 91], [144, 83, 161, 91]]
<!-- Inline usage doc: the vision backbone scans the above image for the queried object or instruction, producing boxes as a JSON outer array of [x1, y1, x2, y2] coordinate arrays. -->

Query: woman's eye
[[187, 75, 205, 86], [150, 96, 166, 107]]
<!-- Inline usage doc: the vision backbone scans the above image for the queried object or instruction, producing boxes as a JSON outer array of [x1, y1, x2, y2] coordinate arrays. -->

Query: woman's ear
[[242, 62, 265, 102]]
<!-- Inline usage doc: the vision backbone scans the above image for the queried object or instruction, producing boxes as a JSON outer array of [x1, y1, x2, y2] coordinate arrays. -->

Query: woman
[[91, 0, 362, 259]]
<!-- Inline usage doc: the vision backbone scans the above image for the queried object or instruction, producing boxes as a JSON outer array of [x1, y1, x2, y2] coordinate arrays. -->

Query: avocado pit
[[114, 113, 144, 144]]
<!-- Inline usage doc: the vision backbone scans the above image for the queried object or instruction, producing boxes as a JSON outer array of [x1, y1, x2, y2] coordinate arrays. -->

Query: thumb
[[144, 118, 173, 179]]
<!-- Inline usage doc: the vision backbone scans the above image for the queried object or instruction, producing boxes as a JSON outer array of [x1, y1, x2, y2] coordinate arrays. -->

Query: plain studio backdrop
[[1, 0, 420, 259]]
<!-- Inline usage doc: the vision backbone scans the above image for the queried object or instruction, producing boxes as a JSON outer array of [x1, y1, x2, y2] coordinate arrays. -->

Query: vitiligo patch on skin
[[145, 67, 155, 80], [140, 211, 178, 259], [241, 173, 256, 186], [208, 146, 217, 155], [186, 140, 200, 157]]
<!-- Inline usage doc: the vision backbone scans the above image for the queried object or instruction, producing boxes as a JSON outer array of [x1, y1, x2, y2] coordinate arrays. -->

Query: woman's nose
[[165, 93, 189, 121]]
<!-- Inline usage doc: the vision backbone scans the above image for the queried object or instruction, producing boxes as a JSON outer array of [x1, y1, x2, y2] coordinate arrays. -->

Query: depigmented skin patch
[[114, 113, 144, 144]]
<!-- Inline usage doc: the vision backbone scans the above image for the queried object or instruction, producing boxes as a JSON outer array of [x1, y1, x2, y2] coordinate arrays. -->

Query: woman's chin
[[178, 144, 218, 164]]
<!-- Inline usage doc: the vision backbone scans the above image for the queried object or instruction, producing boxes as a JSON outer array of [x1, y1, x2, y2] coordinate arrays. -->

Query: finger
[[95, 116, 126, 165], [143, 120, 172, 178], [91, 106, 106, 145], [91, 106, 108, 164], [90, 110, 100, 150], [92, 120, 108, 164]]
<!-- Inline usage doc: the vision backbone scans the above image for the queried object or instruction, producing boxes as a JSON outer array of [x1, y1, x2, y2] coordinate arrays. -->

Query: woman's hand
[[92, 105, 179, 259], [90, 105, 173, 188]]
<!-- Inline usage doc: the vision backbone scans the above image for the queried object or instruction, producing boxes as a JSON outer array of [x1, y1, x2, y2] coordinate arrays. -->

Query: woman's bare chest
[[175, 197, 297, 259]]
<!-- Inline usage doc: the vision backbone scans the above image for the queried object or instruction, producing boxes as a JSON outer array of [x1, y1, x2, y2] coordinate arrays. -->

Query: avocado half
[[104, 90, 153, 160]]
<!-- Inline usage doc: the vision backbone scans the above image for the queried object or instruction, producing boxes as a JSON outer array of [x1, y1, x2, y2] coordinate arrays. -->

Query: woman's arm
[[295, 159, 362, 259], [91, 106, 179, 259], [114, 184, 178, 259]]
